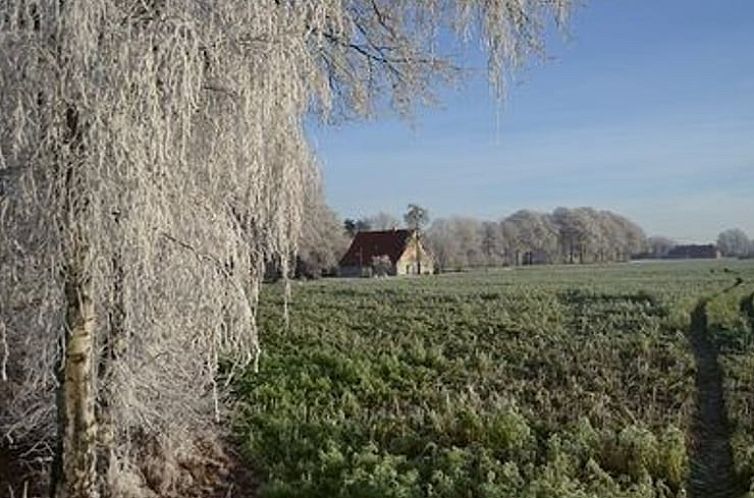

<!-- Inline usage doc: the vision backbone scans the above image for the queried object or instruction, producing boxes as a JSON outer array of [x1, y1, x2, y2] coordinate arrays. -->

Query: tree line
[[425, 207, 648, 271], [300, 201, 754, 276], [645, 229, 754, 260], [298, 204, 651, 275]]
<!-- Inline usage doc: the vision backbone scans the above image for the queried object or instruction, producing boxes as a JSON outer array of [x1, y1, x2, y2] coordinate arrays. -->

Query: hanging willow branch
[[0, 0, 570, 495]]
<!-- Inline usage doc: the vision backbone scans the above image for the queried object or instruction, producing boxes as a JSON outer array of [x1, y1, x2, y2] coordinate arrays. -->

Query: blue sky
[[309, 0, 754, 243]]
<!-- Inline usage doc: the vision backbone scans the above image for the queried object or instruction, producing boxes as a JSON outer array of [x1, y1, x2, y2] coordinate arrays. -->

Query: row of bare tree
[[717, 228, 754, 258], [301, 200, 754, 276], [298, 204, 649, 276], [425, 208, 648, 271], [644, 229, 754, 260]]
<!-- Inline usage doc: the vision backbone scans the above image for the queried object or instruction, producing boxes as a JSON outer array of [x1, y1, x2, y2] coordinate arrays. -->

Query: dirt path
[[687, 299, 742, 498]]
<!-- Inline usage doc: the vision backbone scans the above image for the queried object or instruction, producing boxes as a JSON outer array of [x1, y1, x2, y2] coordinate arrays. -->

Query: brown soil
[[178, 443, 258, 498], [0, 445, 48, 498], [0, 440, 256, 498]]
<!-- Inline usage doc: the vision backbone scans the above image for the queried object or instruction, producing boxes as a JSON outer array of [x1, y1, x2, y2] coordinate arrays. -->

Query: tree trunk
[[54, 259, 99, 498], [52, 105, 99, 497], [415, 232, 422, 275]]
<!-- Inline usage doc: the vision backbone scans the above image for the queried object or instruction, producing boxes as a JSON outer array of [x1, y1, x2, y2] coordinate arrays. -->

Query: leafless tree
[[425, 218, 460, 271], [480, 221, 504, 267], [603, 211, 647, 261], [365, 212, 401, 231], [551, 207, 646, 264], [717, 228, 751, 258], [428, 207, 647, 270], [404, 204, 430, 231], [297, 187, 349, 278], [502, 210, 559, 264], [343, 218, 373, 237], [426, 217, 485, 271], [648, 236, 677, 259]]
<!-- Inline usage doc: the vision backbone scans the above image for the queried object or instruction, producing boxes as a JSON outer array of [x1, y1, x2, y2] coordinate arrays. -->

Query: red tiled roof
[[339, 229, 414, 266]]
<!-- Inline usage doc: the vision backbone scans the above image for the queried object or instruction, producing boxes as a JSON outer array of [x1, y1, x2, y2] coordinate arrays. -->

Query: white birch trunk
[[54, 260, 98, 498]]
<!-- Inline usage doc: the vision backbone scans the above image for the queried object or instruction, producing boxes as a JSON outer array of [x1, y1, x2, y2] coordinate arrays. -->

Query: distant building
[[664, 244, 721, 260], [339, 229, 434, 277]]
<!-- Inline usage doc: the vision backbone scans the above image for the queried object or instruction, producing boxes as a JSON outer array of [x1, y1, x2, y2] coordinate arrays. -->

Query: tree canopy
[[404, 203, 431, 231]]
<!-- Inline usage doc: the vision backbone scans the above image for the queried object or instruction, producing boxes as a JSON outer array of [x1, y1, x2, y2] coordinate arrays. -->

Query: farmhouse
[[664, 244, 721, 260], [339, 229, 434, 277]]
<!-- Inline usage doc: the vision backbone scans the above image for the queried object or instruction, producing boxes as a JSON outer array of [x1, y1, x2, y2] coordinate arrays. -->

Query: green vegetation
[[235, 261, 754, 498]]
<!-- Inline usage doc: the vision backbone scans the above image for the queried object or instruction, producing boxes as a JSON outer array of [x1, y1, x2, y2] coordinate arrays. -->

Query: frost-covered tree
[[605, 211, 647, 260], [297, 188, 349, 278], [552, 207, 587, 263], [502, 210, 559, 264], [425, 218, 460, 270], [717, 228, 751, 258], [365, 212, 401, 231], [426, 217, 484, 271], [0, 1, 571, 496], [549, 207, 646, 264], [428, 208, 646, 269], [648, 236, 677, 259], [480, 221, 505, 266]]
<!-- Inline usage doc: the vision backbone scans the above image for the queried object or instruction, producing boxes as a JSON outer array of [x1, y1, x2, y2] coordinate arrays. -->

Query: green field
[[234, 260, 754, 498]]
